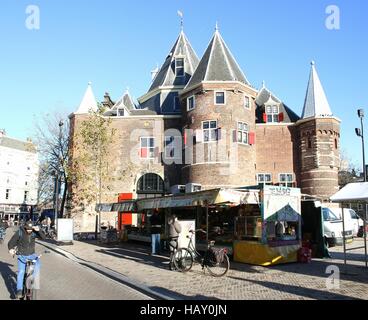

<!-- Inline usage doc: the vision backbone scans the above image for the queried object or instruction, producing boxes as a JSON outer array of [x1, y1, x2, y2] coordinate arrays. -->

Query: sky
[[0, 0, 367, 167]]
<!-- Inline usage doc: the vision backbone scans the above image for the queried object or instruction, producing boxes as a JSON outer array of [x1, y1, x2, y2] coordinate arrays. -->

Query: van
[[322, 207, 354, 247], [329, 208, 364, 237]]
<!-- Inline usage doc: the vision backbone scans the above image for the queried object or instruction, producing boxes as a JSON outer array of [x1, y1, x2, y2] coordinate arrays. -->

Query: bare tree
[[32, 111, 70, 216], [339, 149, 361, 188]]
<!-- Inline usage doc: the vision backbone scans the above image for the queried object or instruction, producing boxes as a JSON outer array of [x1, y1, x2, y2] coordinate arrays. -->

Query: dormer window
[[265, 105, 279, 123], [175, 58, 185, 77], [117, 108, 125, 117]]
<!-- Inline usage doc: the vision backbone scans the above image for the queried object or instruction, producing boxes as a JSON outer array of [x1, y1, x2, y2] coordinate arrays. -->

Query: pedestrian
[[149, 209, 162, 255], [168, 214, 182, 271]]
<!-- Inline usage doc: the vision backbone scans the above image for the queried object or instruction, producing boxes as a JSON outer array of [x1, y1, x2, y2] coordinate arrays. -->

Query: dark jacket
[[0, 221, 8, 230], [168, 219, 182, 239], [8, 226, 46, 256], [149, 214, 162, 235]]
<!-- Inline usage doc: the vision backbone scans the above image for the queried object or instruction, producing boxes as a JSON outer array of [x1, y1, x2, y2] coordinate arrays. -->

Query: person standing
[[149, 209, 162, 255], [168, 214, 182, 270]]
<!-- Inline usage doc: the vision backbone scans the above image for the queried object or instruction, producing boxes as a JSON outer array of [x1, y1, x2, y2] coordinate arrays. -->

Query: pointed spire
[[215, 21, 219, 32], [301, 61, 333, 119], [177, 10, 184, 32], [75, 82, 98, 114], [186, 28, 250, 89], [147, 30, 199, 92]]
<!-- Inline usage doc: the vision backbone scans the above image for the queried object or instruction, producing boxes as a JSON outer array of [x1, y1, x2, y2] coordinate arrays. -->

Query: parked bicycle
[[174, 229, 230, 277], [40, 225, 57, 240]]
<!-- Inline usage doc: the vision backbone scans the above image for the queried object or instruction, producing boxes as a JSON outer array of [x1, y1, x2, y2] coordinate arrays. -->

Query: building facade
[[68, 27, 340, 231], [0, 130, 39, 220]]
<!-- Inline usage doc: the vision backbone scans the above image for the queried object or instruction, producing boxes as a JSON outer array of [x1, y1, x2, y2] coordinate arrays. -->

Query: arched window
[[335, 139, 338, 149], [137, 173, 164, 195], [308, 138, 312, 149]]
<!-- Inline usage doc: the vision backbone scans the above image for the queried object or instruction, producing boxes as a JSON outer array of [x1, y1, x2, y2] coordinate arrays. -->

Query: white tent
[[331, 182, 368, 202], [330, 183, 368, 268]]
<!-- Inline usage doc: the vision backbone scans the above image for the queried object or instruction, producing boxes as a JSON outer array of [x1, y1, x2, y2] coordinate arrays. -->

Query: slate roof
[[148, 31, 199, 92], [255, 85, 300, 123], [301, 62, 333, 119], [185, 29, 250, 89]]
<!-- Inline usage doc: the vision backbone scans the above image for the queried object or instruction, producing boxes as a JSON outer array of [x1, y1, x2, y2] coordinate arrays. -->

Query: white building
[[0, 130, 39, 220]]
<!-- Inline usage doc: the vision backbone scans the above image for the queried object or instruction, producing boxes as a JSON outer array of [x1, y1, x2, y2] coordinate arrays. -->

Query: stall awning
[[330, 183, 368, 202], [96, 201, 137, 212], [136, 188, 259, 211]]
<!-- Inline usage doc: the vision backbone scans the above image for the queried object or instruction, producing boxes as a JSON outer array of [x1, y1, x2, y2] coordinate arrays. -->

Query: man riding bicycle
[[0, 219, 9, 243], [8, 220, 46, 299], [167, 214, 182, 271]]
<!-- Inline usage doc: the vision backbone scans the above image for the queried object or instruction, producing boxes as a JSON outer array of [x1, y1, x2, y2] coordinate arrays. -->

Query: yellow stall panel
[[234, 241, 301, 266]]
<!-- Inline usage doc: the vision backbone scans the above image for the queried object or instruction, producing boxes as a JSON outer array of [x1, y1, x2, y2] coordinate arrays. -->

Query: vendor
[[275, 221, 285, 239]]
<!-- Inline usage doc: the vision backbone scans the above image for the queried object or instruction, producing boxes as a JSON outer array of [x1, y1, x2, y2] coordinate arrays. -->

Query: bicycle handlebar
[[189, 229, 207, 234]]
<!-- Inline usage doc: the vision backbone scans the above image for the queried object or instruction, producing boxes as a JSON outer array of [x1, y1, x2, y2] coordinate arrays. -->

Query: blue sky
[[0, 0, 367, 167]]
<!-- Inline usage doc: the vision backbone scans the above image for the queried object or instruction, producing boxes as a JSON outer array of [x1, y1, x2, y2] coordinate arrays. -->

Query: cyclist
[[0, 219, 9, 242], [167, 214, 182, 271], [8, 220, 46, 299]]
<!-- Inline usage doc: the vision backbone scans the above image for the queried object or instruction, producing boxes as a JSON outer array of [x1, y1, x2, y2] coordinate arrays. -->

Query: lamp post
[[355, 108, 368, 267]]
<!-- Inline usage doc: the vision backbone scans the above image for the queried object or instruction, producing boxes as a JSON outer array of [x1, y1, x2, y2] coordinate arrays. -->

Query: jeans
[[17, 254, 40, 291], [169, 237, 179, 268], [151, 234, 161, 254]]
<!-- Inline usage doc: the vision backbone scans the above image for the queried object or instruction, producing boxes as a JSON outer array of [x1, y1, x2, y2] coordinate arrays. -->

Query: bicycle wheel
[[173, 248, 194, 272], [205, 252, 230, 277]]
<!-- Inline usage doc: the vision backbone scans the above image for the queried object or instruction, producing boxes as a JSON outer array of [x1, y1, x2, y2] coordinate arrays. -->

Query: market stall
[[330, 182, 368, 268], [234, 185, 302, 266]]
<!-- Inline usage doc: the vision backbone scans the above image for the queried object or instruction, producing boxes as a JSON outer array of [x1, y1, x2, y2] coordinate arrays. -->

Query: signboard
[[178, 220, 196, 249], [57, 219, 74, 242]]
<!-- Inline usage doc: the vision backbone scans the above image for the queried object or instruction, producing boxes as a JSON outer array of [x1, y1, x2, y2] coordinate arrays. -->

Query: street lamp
[[355, 108, 368, 268], [355, 109, 366, 182]]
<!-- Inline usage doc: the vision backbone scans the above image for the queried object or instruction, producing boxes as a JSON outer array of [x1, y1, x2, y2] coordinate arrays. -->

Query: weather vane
[[177, 10, 183, 31]]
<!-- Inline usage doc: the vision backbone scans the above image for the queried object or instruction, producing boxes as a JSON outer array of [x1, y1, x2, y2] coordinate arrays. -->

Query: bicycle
[[0, 228, 6, 244], [174, 229, 230, 277]]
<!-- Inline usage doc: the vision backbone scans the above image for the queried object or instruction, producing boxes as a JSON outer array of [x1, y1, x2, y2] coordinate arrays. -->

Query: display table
[[233, 240, 301, 266]]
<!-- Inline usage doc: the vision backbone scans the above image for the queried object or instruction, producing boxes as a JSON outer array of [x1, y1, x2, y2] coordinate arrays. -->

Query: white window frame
[[265, 104, 279, 123], [175, 57, 185, 77], [279, 173, 294, 187], [257, 173, 272, 185], [187, 95, 196, 111], [237, 121, 249, 145], [244, 95, 251, 109], [202, 120, 218, 143], [117, 108, 125, 117], [214, 91, 226, 105], [140, 137, 155, 159]]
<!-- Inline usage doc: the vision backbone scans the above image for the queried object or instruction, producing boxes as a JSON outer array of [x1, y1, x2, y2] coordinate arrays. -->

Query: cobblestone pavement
[[37, 235, 368, 300], [0, 228, 151, 300]]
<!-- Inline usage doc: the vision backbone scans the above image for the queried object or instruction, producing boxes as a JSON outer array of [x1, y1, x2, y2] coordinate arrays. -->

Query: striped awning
[[95, 201, 137, 212]]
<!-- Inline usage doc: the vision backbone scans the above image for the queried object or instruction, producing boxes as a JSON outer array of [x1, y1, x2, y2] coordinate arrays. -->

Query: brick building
[[68, 27, 340, 231]]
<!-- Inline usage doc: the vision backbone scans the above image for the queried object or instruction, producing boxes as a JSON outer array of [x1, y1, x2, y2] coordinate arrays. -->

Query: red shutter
[[263, 113, 267, 123], [232, 130, 238, 143], [184, 131, 187, 146], [140, 148, 147, 158], [279, 112, 284, 122], [249, 132, 255, 145]]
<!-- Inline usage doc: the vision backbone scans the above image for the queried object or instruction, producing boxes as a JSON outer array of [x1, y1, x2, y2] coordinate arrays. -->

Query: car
[[330, 208, 364, 237], [322, 207, 354, 247]]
